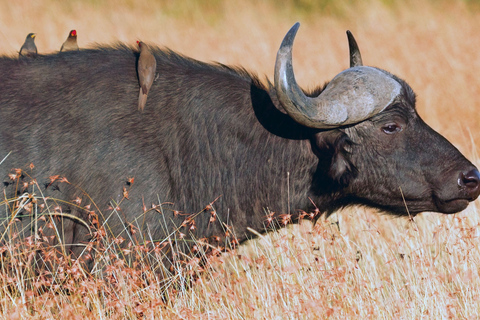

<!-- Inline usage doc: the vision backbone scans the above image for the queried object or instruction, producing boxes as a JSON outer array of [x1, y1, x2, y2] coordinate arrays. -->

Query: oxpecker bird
[[19, 33, 37, 58], [60, 30, 79, 52], [137, 41, 157, 111]]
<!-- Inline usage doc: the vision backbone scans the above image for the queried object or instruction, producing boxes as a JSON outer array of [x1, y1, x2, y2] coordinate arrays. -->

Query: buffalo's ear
[[311, 130, 357, 185]]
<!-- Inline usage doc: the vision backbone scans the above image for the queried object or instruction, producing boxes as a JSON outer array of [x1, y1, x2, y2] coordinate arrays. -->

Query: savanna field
[[1, 0, 480, 318]]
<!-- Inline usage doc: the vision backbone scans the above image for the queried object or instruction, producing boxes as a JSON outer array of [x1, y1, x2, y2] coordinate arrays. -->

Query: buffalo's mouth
[[391, 197, 471, 216], [395, 198, 470, 216], [430, 168, 480, 214], [434, 198, 470, 214], [380, 192, 475, 216]]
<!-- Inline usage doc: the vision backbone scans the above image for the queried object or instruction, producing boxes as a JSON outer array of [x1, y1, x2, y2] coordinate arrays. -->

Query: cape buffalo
[[0, 23, 478, 259]]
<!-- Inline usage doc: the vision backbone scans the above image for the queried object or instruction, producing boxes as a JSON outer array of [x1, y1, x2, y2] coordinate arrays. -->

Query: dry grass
[[2, 199, 480, 318], [1, 0, 480, 318]]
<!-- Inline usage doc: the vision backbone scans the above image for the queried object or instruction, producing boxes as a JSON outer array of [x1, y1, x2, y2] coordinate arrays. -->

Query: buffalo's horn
[[274, 23, 402, 129], [346, 30, 363, 67]]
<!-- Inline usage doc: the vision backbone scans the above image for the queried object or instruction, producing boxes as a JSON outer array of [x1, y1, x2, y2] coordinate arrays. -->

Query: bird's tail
[[138, 88, 148, 111]]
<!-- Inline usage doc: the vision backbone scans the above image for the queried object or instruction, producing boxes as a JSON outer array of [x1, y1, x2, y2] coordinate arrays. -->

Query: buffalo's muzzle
[[459, 169, 480, 200]]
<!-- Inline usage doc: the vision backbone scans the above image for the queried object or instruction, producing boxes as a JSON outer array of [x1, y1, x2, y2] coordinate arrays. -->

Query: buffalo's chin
[[404, 198, 470, 215], [434, 198, 470, 214], [358, 197, 471, 216]]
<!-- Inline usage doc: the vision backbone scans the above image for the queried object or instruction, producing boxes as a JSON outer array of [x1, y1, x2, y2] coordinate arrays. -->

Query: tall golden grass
[[1, 0, 480, 318]]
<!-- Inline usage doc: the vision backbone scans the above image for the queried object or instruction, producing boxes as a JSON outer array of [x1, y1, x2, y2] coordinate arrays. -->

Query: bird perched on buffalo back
[[60, 30, 79, 52], [137, 41, 157, 111], [19, 33, 37, 58]]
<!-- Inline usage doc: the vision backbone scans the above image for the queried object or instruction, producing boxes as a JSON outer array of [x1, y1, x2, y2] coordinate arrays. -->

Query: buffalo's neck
[[204, 84, 320, 243]]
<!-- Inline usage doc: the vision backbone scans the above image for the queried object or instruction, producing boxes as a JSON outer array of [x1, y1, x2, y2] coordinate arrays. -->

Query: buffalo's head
[[274, 23, 480, 216]]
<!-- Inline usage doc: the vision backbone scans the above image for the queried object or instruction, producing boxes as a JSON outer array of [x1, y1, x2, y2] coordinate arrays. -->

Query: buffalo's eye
[[382, 123, 402, 134]]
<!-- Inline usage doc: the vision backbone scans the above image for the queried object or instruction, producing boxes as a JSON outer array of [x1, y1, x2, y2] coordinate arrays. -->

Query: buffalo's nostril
[[459, 169, 480, 198]]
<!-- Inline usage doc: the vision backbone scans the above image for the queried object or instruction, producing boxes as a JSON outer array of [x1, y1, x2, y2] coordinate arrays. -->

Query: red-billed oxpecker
[[136, 41, 157, 111], [60, 30, 79, 52]]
